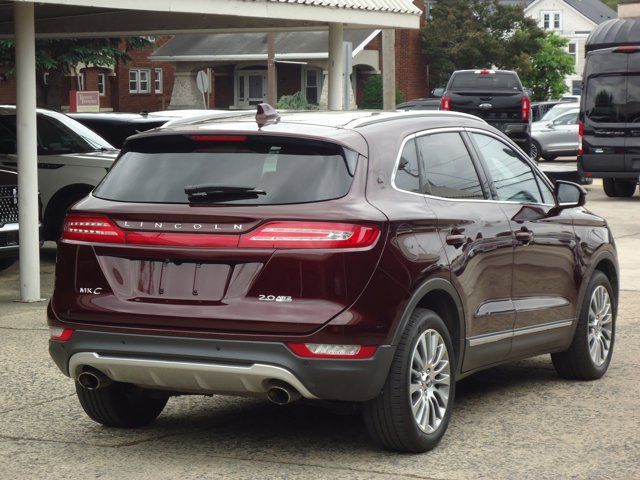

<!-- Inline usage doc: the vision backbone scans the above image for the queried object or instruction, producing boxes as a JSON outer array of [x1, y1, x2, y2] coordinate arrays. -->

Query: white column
[[14, 2, 41, 302], [328, 23, 344, 111], [382, 29, 396, 111]]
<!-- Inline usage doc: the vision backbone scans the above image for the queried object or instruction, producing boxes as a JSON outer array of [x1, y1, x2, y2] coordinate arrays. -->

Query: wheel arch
[[391, 278, 466, 368], [43, 183, 94, 240]]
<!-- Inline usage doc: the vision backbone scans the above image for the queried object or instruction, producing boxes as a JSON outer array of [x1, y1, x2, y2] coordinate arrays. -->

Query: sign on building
[[69, 91, 100, 112]]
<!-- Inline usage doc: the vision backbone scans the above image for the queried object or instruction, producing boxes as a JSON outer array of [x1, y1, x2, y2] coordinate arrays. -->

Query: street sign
[[196, 70, 209, 94]]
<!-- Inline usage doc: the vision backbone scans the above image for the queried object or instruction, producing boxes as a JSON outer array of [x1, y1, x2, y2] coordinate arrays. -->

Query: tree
[[422, 0, 545, 90], [362, 75, 404, 109], [0, 37, 150, 108], [519, 33, 575, 101]]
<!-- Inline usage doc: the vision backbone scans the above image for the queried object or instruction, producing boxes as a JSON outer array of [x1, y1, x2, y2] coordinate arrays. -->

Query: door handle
[[445, 234, 467, 247], [515, 230, 533, 245]]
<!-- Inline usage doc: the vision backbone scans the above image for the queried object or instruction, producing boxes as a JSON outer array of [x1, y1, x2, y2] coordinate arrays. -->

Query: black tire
[[603, 178, 618, 197], [552, 270, 616, 380], [363, 309, 456, 453], [0, 258, 16, 272], [614, 179, 637, 197], [76, 381, 168, 428], [530, 140, 542, 161]]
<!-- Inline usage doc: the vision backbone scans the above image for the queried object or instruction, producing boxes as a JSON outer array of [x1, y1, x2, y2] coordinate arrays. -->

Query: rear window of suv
[[94, 135, 357, 205], [449, 72, 522, 91]]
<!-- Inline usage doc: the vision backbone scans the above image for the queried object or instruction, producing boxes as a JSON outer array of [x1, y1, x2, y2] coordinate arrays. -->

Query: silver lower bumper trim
[[69, 352, 317, 399]]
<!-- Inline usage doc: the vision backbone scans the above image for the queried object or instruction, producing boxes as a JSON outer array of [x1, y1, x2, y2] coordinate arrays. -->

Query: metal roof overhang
[[0, 0, 421, 38]]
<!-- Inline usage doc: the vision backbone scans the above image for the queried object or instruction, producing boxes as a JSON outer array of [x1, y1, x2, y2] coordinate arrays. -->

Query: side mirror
[[431, 87, 444, 98], [555, 180, 586, 208], [547, 122, 556, 129]]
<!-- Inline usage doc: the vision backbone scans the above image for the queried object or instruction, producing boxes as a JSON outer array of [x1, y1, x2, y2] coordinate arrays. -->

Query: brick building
[[0, 1, 429, 111]]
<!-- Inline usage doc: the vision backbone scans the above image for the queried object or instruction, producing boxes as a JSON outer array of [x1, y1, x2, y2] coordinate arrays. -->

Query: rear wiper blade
[[184, 184, 266, 202]]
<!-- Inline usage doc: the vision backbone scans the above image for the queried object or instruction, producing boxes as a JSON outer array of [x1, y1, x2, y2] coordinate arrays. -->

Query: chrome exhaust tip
[[77, 369, 112, 390], [267, 384, 301, 405]]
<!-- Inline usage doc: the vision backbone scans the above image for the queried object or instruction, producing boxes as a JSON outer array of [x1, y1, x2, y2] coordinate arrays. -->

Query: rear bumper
[[578, 156, 640, 179], [49, 330, 394, 402]]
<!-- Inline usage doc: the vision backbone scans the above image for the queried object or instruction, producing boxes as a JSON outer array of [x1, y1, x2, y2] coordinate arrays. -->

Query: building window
[[303, 68, 322, 104], [129, 68, 151, 94], [154, 68, 163, 94], [97, 73, 106, 96], [541, 11, 561, 31], [76, 72, 86, 91], [43, 72, 49, 85], [568, 42, 578, 66]]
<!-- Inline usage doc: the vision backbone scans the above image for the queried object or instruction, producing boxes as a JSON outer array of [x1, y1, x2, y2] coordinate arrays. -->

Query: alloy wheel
[[409, 329, 451, 434], [588, 285, 613, 366]]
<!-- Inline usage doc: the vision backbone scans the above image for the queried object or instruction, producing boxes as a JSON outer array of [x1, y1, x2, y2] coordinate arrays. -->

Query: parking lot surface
[[0, 179, 639, 479]]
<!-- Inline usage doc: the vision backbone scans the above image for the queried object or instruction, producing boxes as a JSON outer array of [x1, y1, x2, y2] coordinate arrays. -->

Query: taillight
[[62, 215, 125, 243], [479, 69, 491, 75], [614, 46, 640, 53], [49, 327, 74, 341], [238, 222, 380, 249], [126, 232, 239, 248], [521, 96, 531, 121], [287, 343, 377, 359], [189, 135, 248, 142], [440, 96, 451, 111], [578, 120, 584, 155]]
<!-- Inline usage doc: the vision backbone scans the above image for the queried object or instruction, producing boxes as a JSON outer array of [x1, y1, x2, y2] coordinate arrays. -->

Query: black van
[[579, 18, 640, 197]]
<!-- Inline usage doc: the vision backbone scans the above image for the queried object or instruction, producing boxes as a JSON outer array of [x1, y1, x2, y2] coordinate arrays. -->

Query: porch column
[[382, 29, 396, 111], [328, 22, 344, 111], [14, 1, 41, 302]]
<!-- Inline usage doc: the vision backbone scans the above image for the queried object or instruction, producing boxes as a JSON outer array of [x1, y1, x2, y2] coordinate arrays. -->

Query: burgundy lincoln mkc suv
[[48, 106, 618, 452]]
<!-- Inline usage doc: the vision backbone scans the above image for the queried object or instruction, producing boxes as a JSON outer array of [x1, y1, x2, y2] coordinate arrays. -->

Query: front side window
[[394, 139, 420, 193], [416, 132, 485, 200], [470, 133, 543, 204], [553, 111, 578, 125]]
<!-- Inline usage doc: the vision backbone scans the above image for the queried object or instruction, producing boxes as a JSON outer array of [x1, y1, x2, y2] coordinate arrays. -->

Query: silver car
[[530, 107, 579, 161]]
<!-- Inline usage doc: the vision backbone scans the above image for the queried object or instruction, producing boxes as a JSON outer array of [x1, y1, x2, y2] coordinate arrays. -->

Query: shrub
[[276, 91, 318, 110], [362, 75, 404, 109]]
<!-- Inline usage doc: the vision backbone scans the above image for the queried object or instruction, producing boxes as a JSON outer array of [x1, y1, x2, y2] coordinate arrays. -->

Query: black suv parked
[[440, 69, 532, 154]]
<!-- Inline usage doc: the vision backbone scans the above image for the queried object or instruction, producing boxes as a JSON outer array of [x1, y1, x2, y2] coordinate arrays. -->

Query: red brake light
[[287, 343, 377, 359], [521, 97, 531, 121], [49, 327, 74, 341], [479, 69, 491, 75], [578, 120, 584, 155], [189, 135, 248, 142], [238, 222, 380, 249], [440, 96, 451, 111], [614, 46, 640, 53], [126, 232, 240, 248], [63, 215, 125, 243]]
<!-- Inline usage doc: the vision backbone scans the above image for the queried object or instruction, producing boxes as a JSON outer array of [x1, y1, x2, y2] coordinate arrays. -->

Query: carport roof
[[0, 0, 421, 38], [150, 30, 378, 61]]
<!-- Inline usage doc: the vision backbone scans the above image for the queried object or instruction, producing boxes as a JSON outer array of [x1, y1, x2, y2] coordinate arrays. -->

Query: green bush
[[362, 75, 404, 109], [276, 91, 318, 110]]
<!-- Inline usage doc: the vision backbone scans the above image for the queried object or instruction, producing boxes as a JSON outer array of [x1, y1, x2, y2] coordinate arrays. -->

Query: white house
[[524, 0, 616, 94]]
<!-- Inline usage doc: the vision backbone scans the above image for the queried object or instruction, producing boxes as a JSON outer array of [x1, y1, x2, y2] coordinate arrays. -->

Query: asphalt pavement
[[0, 178, 638, 479]]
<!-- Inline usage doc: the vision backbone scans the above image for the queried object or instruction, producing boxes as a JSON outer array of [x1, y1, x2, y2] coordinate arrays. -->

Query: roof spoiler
[[256, 103, 280, 129]]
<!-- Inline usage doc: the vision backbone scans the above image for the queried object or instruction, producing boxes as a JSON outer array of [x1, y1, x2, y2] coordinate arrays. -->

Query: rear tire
[[614, 179, 637, 197], [603, 178, 617, 197], [552, 271, 615, 380], [363, 309, 455, 453], [76, 381, 168, 428]]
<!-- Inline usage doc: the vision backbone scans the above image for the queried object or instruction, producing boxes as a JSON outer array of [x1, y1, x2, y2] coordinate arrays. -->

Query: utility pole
[[267, 33, 277, 106]]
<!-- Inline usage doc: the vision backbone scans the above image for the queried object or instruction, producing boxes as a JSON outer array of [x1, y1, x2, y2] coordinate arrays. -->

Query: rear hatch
[[51, 132, 387, 336], [446, 71, 525, 124], [581, 47, 640, 175]]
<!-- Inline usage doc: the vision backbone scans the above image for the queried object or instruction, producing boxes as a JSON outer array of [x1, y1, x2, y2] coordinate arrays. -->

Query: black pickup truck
[[440, 69, 531, 154]]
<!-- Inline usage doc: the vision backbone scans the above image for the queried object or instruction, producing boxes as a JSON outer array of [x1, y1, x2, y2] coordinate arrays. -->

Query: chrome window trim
[[390, 126, 557, 207], [468, 319, 573, 347]]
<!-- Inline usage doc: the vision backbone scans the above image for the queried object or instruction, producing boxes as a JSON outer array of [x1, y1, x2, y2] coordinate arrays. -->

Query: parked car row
[[47, 105, 618, 453]]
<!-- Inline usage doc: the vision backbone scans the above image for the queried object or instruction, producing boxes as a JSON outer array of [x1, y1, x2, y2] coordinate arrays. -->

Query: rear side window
[[394, 139, 420, 193], [416, 132, 485, 200], [449, 72, 521, 91], [94, 135, 356, 204], [585, 75, 626, 123]]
